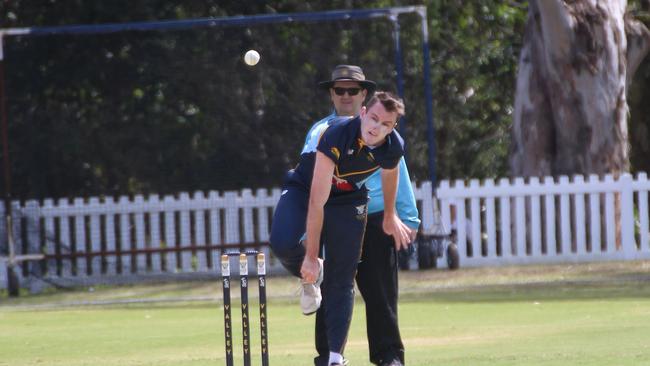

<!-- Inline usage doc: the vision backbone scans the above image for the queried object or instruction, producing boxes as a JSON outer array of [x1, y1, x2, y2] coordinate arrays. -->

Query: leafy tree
[[1, 1, 647, 202], [628, 0, 650, 174]]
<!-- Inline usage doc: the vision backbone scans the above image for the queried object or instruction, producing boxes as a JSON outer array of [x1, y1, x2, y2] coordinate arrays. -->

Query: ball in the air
[[244, 50, 260, 66]]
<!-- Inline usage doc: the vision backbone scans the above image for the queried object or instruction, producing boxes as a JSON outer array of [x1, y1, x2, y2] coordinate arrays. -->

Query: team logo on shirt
[[330, 147, 341, 159], [332, 175, 354, 191]]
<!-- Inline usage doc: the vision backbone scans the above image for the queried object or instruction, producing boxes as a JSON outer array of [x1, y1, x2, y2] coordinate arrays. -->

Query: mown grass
[[2, 261, 650, 365]]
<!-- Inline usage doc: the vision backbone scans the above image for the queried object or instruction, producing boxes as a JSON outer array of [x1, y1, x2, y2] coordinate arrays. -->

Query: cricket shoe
[[327, 360, 350, 366], [331, 360, 350, 366], [301, 258, 324, 315], [379, 359, 403, 366], [314, 356, 349, 366]]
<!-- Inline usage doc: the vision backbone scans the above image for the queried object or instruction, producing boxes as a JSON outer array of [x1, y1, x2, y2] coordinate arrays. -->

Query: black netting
[[5, 15, 431, 200]]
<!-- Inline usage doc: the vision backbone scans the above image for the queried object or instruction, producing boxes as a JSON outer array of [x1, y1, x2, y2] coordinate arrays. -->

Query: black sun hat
[[318, 65, 376, 94]]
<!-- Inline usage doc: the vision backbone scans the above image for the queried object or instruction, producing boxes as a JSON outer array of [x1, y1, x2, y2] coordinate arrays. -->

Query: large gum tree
[[510, 0, 650, 177]]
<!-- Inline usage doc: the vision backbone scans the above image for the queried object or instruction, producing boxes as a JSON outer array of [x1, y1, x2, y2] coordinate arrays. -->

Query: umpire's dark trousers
[[269, 184, 368, 355], [315, 212, 404, 365]]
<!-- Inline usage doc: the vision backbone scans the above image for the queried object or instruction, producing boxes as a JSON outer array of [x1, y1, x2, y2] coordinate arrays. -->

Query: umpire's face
[[330, 81, 367, 117]]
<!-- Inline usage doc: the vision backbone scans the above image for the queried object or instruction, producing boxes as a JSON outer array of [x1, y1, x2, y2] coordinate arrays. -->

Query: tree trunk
[[510, 0, 650, 178]]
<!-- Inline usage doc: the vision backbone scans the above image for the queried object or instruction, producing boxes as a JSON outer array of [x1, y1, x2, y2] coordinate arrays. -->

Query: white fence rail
[[0, 188, 286, 289], [436, 173, 650, 266], [2, 173, 650, 290], [0, 182, 439, 289]]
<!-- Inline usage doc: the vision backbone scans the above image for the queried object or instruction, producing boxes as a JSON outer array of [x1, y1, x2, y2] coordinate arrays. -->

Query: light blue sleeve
[[366, 157, 421, 230], [301, 113, 336, 154]]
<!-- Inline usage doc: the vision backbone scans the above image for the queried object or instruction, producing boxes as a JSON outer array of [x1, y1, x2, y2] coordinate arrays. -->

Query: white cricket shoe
[[301, 258, 324, 315]]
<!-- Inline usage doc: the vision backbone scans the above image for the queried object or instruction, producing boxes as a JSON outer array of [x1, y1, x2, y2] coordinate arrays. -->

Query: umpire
[[311, 65, 420, 366]]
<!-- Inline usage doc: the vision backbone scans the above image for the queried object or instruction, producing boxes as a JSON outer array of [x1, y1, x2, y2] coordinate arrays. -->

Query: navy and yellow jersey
[[288, 116, 404, 196]]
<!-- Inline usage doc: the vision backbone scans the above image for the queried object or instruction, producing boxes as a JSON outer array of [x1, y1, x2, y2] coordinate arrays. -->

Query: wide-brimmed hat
[[318, 65, 376, 93]]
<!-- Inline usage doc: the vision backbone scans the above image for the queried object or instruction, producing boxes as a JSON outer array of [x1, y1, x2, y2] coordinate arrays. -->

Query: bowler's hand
[[300, 256, 320, 284], [383, 213, 412, 251]]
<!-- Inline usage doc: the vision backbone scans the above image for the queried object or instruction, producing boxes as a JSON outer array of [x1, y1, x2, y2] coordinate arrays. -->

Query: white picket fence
[[0, 182, 438, 290], [0, 189, 284, 289], [1, 173, 650, 290], [436, 173, 650, 266]]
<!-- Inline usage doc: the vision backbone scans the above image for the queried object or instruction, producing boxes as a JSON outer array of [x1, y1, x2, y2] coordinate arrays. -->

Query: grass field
[[2, 261, 650, 365]]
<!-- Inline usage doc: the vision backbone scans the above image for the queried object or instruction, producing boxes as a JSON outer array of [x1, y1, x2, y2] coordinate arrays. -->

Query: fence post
[[484, 179, 496, 259], [558, 176, 572, 255], [0, 202, 20, 295], [514, 177, 526, 257], [437, 180, 452, 233], [241, 189, 255, 244], [73, 197, 87, 277], [118, 196, 131, 274], [604, 175, 616, 253], [453, 179, 467, 258], [42, 199, 56, 276], [638, 173, 649, 253], [178, 192, 192, 271], [193, 191, 208, 272], [543, 176, 557, 257], [148, 194, 163, 273], [587, 175, 601, 254], [255, 188, 271, 243], [163, 195, 177, 272], [8, 201, 25, 296], [469, 179, 481, 259], [498, 178, 512, 258], [88, 197, 102, 276], [419, 181, 434, 234], [529, 177, 542, 257], [208, 191, 223, 268], [24, 200, 44, 293], [573, 175, 587, 255], [620, 174, 635, 259], [133, 194, 147, 273], [224, 191, 240, 246]]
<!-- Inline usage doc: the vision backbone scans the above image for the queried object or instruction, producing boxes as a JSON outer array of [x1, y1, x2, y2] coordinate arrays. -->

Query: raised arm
[[301, 151, 334, 284]]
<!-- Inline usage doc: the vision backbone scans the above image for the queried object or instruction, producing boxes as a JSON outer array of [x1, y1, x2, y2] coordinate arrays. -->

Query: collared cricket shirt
[[289, 116, 404, 197]]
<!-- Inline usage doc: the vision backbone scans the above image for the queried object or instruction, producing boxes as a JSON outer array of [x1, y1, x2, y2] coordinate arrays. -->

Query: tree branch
[[625, 13, 650, 86]]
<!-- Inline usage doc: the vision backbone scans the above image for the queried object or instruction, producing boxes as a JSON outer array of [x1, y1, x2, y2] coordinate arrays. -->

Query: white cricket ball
[[244, 50, 260, 66]]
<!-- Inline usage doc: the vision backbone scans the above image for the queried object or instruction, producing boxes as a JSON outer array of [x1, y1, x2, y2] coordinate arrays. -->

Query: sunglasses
[[333, 87, 362, 96]]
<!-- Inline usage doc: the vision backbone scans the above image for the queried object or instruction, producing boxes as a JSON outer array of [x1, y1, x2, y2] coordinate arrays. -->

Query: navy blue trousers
[[315, 212, 404, 366], [270, 185, 368, 354]]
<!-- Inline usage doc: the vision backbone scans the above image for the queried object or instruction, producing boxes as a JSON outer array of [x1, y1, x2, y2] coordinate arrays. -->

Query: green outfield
[[2, 261, 650, 366]]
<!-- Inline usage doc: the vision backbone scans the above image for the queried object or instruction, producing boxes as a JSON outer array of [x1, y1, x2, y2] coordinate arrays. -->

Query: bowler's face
[[359, 102, 398, 147], [329, 81, 367, 117]]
